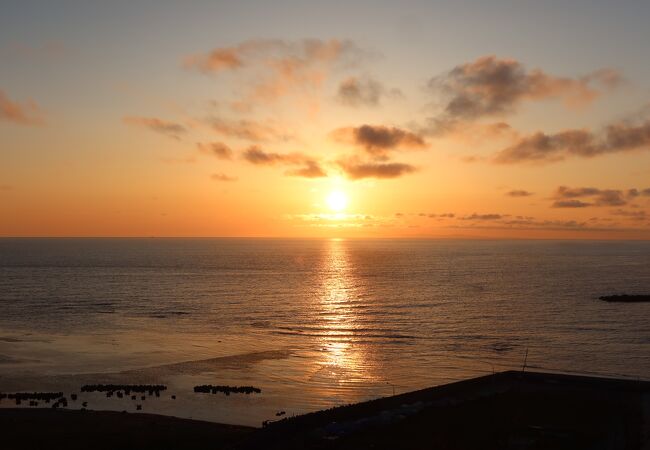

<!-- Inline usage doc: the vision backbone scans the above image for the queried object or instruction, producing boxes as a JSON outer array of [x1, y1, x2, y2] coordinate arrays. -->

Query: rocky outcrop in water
[[193, 385, 261, 395], [80, 384, 167, 395], [1, 392, 64, 405]]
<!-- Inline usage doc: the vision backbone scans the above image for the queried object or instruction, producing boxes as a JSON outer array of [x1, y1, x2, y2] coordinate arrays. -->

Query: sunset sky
[[2, 0, 650, 238]]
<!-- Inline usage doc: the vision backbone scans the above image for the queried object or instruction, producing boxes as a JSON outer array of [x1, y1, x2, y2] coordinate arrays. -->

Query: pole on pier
[[522, 348, 528, 373]]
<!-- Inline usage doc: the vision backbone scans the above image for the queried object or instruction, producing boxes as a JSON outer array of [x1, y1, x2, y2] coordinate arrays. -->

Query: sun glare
[[326, 191, 348, 212]]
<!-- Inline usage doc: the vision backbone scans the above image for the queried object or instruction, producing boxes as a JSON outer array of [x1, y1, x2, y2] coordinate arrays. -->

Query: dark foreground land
[[1, 371, 649, 449], [250, 371, 650, 450], [0, 409, 253, 450]]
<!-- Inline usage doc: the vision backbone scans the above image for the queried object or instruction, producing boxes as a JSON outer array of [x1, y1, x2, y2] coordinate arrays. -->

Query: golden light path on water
[[312, 239, 381, 394]]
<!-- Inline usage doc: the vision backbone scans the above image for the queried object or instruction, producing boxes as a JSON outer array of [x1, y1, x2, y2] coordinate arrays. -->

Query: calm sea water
[[0, 238, 649, 425]]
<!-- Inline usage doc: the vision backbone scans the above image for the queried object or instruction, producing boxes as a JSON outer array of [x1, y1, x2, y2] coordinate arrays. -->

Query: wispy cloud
[[449, 213, 592, 231], [550, 186, 638, 208], [426, 213, 455, 218], [336, 76, 402, 107], [242, 146, 292, 165], [459, 213, 505, 220], [185, 47, 244, 73], [0, 90, 44, 126], [123, 116, 187, 140], [338, 159, 416, 180], [211, 173, 237, 182], [241, 145, 326, 178], [506, 189, 533, 197], [610, 209, 646, 221], [208, 117, 293, 142], [627, 188, 650, 198], [185, 39, 366, 109], [197, 141, 233, 160], [286, 212, 387, 229], [552, 199, 592, 208], [285, 160, 327, 178]]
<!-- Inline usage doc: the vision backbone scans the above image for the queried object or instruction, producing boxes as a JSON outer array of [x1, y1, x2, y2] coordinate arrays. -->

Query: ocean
[[0, 238, 648, 426]]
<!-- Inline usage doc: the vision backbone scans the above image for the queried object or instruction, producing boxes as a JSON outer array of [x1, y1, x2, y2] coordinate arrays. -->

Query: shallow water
[[0, 238, 649, 425]]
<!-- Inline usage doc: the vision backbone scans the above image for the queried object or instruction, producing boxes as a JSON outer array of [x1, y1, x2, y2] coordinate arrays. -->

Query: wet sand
[[0, 349, 293, 426]]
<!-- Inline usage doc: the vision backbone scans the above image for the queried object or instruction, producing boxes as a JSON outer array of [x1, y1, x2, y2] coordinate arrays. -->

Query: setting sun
[[326, 191, 348, 212]]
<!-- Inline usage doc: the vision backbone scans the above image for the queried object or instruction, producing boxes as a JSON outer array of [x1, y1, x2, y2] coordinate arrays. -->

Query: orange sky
[[1, 2, 650, 238]]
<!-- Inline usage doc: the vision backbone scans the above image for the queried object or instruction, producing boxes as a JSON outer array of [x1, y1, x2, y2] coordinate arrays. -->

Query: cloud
[[338, 160, 416, 180], [506, 189, 533, 197], [426, 120, 519, 145], [552, 200, 592, 208], [241, 145, 326, 178], [211, 173, 237, 182], [242, 146, 288, 165], [630, 188, 650, 197], [460, 213, 505, 220], [185, 47, 243, 73], [0, 90, 44, 126], [184, 39, 361, 74], [336, 76, 402, 107], [287, 212, 385, 229], [197, 142, 233, 159], [551, 186, 629, 208], [185, 39, 365, 108], [123, 116, 187, 140], [498, 219, 589, 230], [451, 214, 592, 231], [610, 209, 647, 221], [285, 160, 327, 178], [605, 120, 650, 150], [493, 130, 594, 163], [428, 56, 621, 123], [447, 211, 647, 232], [493, 120, 650, 164], [208, 117, 292, 142], [332, 124, 427, 159]]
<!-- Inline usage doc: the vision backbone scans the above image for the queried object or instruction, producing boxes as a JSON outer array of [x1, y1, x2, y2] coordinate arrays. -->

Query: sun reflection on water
[[315, 239, 379, 388]]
